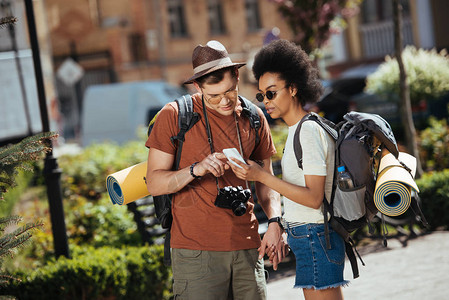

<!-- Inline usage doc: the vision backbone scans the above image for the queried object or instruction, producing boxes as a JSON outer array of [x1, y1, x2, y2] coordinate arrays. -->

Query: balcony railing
[[360, 17, 414, 59]]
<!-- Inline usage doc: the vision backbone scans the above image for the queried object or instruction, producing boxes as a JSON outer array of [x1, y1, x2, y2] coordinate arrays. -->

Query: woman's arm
[[229, 158, 325, 209]]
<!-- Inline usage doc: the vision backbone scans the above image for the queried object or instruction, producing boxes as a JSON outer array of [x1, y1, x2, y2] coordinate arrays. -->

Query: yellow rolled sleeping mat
[[374, 151, 419, 216], [106, 161, 149, 205]]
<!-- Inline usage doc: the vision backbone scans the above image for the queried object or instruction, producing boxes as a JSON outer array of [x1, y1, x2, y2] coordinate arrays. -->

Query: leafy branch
[[0, 132, 58, 200], [0, 132, 57, 287], [0, 16, 17, 28]]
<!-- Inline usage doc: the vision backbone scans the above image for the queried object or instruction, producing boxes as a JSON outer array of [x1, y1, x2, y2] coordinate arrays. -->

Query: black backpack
[[293, 111, 427, 278], [148, 94, 261, 265]]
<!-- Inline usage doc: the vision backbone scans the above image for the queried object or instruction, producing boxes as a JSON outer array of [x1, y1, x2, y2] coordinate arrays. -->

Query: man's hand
[[193, 152, 229, 177], [258, 223, 287, 270], [270, 232, 289, 266]]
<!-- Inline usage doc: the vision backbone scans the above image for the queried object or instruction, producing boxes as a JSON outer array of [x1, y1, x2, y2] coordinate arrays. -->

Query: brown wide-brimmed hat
[[183, 40, 245, 84]]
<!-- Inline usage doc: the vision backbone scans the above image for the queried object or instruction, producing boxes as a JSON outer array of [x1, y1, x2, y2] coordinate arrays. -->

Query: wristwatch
[[268, 217, 284, 230]]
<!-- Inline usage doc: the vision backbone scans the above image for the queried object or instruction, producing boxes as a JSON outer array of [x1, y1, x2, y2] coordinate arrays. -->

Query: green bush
[[365, 46, 449, 105], [0, 170, 33, 218], [58, 139, 148, 201], [416, 169, 449, 230], [2, 245, 172, 300], [418, 117, 449, 171], [5, 192, 142, 270], [5, 137, 148, 269], [66, 194, 141, 248], [270, 123, 288, 162]]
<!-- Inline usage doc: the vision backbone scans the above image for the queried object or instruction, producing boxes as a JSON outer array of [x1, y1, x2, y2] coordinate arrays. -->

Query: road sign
[[57, 58, 84, 86]]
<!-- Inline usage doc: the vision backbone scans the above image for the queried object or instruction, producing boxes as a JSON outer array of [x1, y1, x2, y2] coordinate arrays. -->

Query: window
[[245, 0, 261, 32], [361, 0, 410, 23], [168, 0, 188, 38], [208, 0, 226, 35], [0, 28, 13, 52], [129, 33, 147, 63]]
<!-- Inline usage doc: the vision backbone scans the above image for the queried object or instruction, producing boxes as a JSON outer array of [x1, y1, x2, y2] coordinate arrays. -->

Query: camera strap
[[202, 95, 220, 193], [201, 95, 249, 192], [234, 112, 250, 191]]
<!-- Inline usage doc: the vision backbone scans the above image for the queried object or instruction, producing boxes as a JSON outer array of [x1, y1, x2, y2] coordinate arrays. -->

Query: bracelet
[[190, 162, 201, 179], [268, 217, 284, 230]]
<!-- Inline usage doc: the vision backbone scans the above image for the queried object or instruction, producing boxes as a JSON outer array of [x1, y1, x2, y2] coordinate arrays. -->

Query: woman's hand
[[228, 158, 266, 182]]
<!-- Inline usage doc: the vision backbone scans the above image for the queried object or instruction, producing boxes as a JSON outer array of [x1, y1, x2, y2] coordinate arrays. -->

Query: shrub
[[416, 169, 449, 230], [270, 123, 289, 162], [0, 170, 33, 218], [2, 245, 172, 300], [365, 46, 449, 105], [418, 117, 449, 171], [65, 194, 141, 248], [58, 140, 148, 201], [5, 192, 142, 271]]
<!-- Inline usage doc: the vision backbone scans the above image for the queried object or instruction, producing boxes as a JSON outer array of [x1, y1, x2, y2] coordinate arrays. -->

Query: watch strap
[[268, 217, 284, 230]]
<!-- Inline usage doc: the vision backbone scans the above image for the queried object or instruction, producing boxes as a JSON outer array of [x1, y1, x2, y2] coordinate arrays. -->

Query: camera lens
[[231, 200, 247, 216]]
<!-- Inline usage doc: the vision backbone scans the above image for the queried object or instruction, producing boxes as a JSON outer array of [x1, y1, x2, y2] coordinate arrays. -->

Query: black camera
[[214, 186, 251, 216]]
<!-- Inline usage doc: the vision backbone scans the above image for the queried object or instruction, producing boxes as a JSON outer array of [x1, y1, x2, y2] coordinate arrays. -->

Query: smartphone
[[222, 148, 247, 168]]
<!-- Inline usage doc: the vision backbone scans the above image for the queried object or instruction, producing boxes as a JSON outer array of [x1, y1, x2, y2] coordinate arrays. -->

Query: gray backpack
[[294, 111, 426, 278]]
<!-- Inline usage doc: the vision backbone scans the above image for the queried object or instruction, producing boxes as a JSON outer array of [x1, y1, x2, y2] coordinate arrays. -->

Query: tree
[[392, 0, 422, 177], [0, 132, 57, 286], [269, 0, 362, 55]]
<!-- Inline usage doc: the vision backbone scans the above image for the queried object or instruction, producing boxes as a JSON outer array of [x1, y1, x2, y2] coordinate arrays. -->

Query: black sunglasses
[[256, 87, 286, 102]]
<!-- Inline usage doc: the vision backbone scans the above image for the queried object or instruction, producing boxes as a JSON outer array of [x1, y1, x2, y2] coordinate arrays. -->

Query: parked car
[[315, 63, 400, 124], [81, 81, 186, 146]]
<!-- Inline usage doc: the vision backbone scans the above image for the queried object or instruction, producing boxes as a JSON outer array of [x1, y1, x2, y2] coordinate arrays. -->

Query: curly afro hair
[[252, 39, 323, 106]]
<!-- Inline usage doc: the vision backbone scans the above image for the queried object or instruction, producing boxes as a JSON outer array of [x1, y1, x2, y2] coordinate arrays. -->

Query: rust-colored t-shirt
[[146, 93, 276, 251]]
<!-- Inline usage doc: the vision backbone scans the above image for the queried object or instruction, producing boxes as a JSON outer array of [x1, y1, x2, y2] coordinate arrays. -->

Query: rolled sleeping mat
[[374, 152, 419, 216], [106, 161, 149, 205]]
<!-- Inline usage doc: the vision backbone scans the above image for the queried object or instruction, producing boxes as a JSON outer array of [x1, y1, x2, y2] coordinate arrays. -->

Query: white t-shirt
[[281, 119, 335, 225]]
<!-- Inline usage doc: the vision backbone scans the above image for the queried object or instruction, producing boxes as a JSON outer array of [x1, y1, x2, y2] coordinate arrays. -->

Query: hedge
[[416, 169, 449, 230], [1, 245, 172, 300]]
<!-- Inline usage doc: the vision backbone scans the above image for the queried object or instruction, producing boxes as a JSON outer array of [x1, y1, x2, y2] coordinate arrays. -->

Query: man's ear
[[193, 82, 202, 94]]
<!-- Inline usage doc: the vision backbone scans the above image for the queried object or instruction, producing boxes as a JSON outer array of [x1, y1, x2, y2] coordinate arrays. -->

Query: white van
[[81, 81, 186, 146]]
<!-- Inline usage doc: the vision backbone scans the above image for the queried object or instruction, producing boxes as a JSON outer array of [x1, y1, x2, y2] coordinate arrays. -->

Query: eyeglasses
[[256, 87, 286, 102], [202, 86, 238, 105]]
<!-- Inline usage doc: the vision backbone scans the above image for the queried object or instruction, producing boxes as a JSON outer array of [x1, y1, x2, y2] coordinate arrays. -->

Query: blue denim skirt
[[286, 223, 349, 290]]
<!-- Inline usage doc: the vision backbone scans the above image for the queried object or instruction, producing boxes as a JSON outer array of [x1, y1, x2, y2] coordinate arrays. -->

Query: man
[[146, 40, 285, 300]]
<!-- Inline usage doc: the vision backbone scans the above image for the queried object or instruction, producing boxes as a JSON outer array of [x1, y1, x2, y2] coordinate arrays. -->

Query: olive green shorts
[[171, 248, 266, 300]]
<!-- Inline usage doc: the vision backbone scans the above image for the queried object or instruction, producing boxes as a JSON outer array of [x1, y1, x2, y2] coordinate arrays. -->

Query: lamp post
[[24, 0, 69, 258]]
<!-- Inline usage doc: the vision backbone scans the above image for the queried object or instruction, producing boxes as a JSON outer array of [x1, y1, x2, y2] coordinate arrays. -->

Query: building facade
[[2, 0, 447, 142]]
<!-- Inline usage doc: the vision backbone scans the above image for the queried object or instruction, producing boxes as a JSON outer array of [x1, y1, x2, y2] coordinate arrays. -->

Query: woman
[[228, 39, 348, 299]]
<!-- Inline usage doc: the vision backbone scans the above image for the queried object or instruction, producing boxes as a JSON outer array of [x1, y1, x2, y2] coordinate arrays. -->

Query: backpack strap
[[239, 96, 261, 147], [171, 94, 200, 169], [149, 94, 200, 266], [293, 112, 338, 169]]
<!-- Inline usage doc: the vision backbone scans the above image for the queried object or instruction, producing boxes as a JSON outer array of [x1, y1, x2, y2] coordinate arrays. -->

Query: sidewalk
[[267, 231, 449, 300]]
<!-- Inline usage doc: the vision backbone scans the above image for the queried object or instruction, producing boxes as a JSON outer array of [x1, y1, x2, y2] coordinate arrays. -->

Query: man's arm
[[146, 148, 195, 196], [254, 157, 287, 270], [255, 158, 282, 219]]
